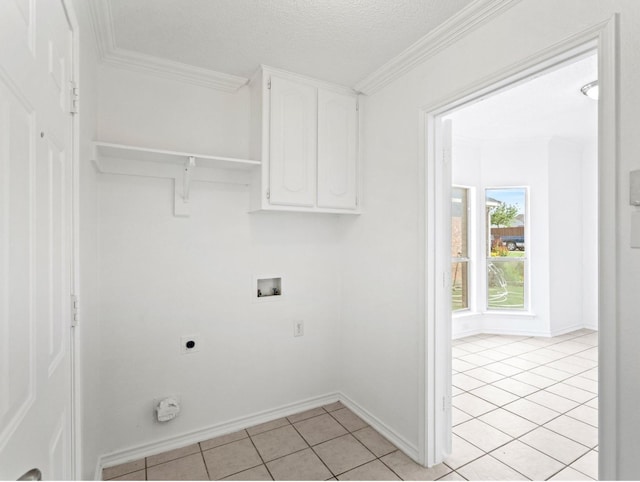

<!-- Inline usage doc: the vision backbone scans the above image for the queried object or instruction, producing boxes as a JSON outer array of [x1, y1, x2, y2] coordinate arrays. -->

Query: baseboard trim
[[453, 323, 597, 340], [338, 393, 420, 461], [96, 392, 340, 479], [549, 323, 596, 337], [452, 327, 483, 340]]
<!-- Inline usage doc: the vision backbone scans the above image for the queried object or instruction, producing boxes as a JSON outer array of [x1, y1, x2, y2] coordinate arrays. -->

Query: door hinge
[[266, 189, 270, 200], [355, 195, 359, 206], [356, 101, 359, 112], [70, 80, 79, 115], [267, 78, 271, 90], [71, 294, 79, 327], [442, 396, 446, 411]]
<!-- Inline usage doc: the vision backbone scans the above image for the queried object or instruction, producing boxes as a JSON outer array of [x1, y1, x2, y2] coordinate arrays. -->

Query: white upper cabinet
[[317, 89, 358, 210], [250, 66, 360, 214], [269, 76, 317, 207]]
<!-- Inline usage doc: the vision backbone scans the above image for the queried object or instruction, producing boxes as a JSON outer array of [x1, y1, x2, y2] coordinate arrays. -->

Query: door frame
[[417, 16, 618, 480], [60, 0, 81, 479]]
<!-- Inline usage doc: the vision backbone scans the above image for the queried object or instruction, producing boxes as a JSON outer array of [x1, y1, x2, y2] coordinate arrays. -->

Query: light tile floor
[[103, 330, 598, 481], [451, 329, 598, 481]]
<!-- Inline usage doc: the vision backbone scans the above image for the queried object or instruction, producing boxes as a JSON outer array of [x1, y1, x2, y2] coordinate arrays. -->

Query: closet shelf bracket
[[173, 156, 196, 217], [175, 156, 197, 217], [183, 156, 196, 202]]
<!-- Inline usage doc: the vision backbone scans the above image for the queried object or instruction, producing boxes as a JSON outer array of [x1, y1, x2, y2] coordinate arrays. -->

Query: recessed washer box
[[254, 275, 283, 302]]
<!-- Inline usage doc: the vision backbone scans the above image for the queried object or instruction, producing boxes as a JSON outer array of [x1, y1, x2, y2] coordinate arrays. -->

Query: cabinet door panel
[[269, 76, 317, 207], [317, 90, 358, 210]]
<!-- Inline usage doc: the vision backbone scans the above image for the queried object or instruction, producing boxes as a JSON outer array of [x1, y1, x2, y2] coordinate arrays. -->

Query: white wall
[[343, 1, 640, 478], [581, 139, 599, 329], [97, 68, 250, 158], [450, 136, 596, 338], [92, 68, 343, 458], [548, 138, 587, 334]]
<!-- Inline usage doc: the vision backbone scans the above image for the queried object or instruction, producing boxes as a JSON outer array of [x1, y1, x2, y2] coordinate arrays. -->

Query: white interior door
[[0, 1, 75, 479], [269, 76, 317, 207]]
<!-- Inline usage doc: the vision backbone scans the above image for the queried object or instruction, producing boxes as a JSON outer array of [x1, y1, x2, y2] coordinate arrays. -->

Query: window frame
[[483, 186, 530, 312], [451, 185, 474, 313]]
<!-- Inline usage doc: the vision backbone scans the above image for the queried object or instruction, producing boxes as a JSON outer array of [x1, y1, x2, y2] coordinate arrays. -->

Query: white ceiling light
[[581, 80, 599, 100]]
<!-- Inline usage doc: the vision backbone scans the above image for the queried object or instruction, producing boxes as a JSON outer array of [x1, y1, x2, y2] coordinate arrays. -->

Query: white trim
[[452, 328, 483, 340], [354, 0, 522, 95], [548, 324, 595, 338], [595, 15, 618, 481], [339, 394, 419, 461], [95, 392, 420, 480], [93, 142, 260, 169], [101, 48, 248, 93], [419, 17, 618, 477], [260, 65, 356, 96], [86, 0, 247, 93], [97, 393, 340, 478], [481, 311, 536, 318], [85, 0, 115, 59], [454, 324, 598, 340], [60, 0, 81, 478]]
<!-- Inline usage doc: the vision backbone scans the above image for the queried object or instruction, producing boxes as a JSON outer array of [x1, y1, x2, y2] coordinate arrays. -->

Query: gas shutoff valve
[[156, 397, 180, 422]]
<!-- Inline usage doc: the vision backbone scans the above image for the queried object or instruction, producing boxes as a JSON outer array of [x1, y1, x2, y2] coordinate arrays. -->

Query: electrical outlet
[[181, 335, 201, 354], [294, 320, 304, 337]]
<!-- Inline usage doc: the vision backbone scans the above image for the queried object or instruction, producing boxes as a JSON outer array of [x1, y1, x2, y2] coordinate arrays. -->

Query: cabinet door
[[317, 89, 358, 210], [269, 76, 317, 207]]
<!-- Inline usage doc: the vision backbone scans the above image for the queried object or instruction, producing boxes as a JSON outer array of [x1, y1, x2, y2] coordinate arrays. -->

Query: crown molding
[[354, 0, 522, 95], [257, 65, 356, 95], [86, 0, 248, 93], [87, 0, 116, 60], [101, 48, 248, 92]]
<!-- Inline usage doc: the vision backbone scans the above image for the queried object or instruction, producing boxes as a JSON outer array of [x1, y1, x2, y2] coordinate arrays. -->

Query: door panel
[[0, 80, 37, 453], [269, 76, 317, 207], [0, 0, 74, 479], [317, 90, 358, 209]]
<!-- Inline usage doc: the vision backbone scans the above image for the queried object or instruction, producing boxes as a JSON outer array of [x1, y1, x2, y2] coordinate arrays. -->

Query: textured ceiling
[[448, 54, 598, 144], [108, 0, 472, 87]]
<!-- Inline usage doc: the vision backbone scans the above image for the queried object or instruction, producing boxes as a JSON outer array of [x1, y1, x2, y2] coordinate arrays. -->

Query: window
[[451, 187, 470, 311], [485, 188, 527, 310]]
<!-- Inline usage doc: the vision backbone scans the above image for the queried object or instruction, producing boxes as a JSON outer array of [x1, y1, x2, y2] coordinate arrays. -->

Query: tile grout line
[[453, 335, 597, 416], [291, 405, 408, 480], [287, 417, 337, 479], [323, 406, 415, 480], [198, 447, 211, 481], [245, 430, 276, 481], [450, 331, 598, 480]]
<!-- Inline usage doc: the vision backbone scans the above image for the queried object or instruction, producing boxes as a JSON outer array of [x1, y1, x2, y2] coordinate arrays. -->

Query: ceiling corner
[[354, 0, 523, 95], [87, 0, 116, 61], [86, 0, 248, 93]]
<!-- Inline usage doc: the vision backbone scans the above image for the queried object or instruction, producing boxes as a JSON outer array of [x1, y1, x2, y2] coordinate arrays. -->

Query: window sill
[[453, 310, 481, 319], [481, 310, 537, 319]]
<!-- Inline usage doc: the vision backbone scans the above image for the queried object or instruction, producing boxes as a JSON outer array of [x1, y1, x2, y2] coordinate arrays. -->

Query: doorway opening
[[419, 22, 619, 478], [447, 52, 599, 480]]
